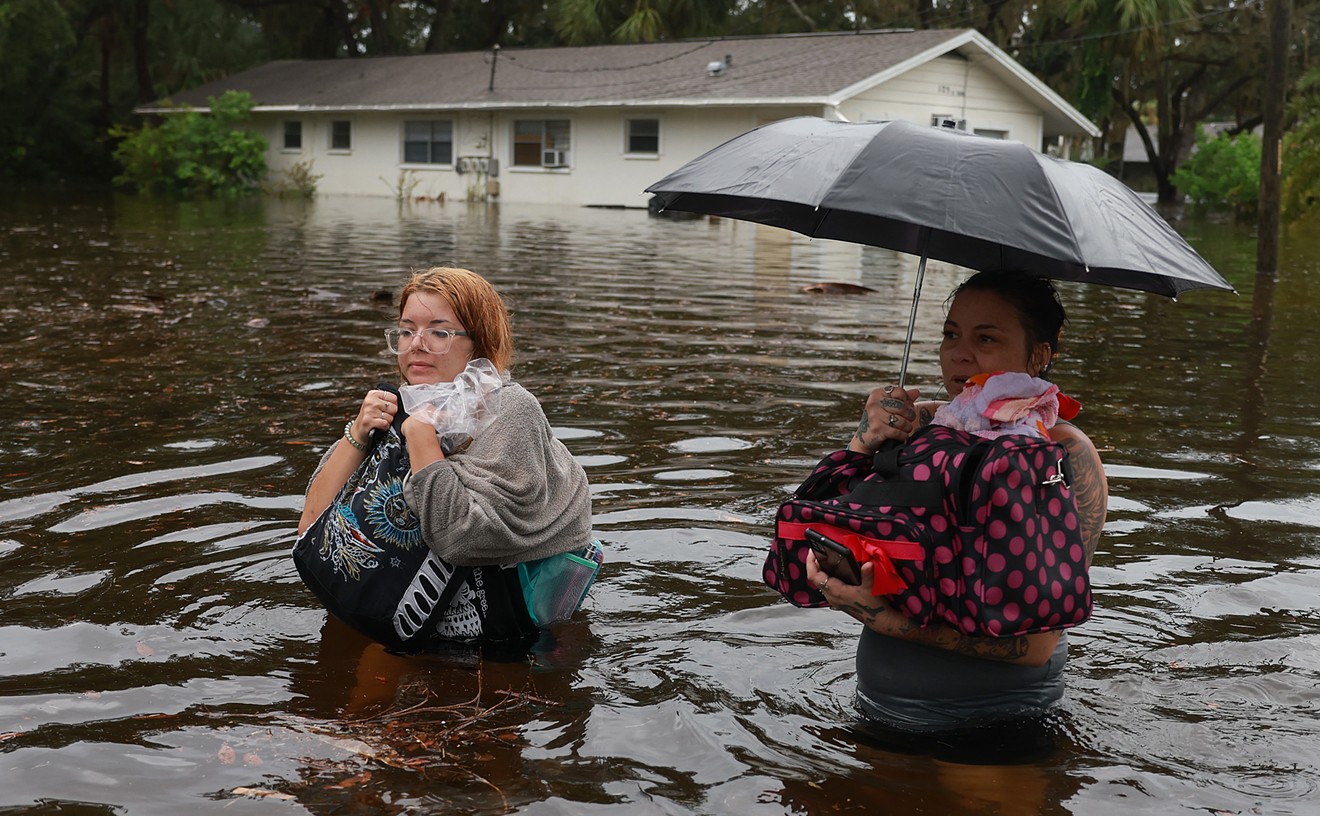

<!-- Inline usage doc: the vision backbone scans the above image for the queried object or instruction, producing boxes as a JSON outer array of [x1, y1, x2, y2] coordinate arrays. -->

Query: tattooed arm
[[805, 553, 1061, 667], [1048, 422, 1108, 566]]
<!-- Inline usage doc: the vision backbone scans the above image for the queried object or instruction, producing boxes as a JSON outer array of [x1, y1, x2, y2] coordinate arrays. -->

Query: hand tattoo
[[856, 412, 869, 439]]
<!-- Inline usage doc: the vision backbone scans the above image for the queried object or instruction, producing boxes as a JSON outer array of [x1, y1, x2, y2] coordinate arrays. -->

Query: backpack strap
[[871, 438, 904, 479], [870, 424, 938, 479], [794, 449, 872, 499], [375, 381, 410, 443]]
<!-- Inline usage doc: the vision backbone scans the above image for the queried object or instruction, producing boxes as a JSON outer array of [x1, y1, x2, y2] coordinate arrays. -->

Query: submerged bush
[[110, 90, 267, 196], [267, 159, 322, 198]]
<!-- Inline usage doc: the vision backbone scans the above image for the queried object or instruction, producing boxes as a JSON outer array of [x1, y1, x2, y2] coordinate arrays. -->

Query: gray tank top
[[854, 627, 1068, 732]]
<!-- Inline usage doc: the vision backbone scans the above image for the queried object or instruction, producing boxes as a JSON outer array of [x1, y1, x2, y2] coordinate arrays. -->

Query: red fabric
[[776, 522, 921, 595], [1057, 391, 1081, 421]]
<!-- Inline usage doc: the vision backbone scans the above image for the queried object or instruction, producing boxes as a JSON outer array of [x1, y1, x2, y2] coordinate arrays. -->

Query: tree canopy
[[4, 0, 1318, 206]]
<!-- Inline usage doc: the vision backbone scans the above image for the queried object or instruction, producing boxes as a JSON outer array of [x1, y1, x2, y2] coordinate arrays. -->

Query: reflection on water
[[2, 191, 1320, 814]]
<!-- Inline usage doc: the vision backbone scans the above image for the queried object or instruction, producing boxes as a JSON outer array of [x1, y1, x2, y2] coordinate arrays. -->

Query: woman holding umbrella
[[804, 269, 1108, 732]]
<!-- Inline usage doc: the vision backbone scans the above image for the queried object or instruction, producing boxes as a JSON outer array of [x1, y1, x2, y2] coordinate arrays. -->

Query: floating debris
[[799, 281, 877, 295]]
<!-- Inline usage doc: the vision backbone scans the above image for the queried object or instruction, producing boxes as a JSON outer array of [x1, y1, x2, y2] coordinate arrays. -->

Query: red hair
[[399, 266, 514, 371]]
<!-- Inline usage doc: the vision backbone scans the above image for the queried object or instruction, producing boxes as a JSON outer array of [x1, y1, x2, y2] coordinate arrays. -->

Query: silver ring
[[884, 385, 895, 395], [818, 577, 829, 592], [888, 414, 898, 427]]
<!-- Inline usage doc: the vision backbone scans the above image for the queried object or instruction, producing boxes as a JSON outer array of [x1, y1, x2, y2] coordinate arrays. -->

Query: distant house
[[142, 29, 1099, 206], [1118, 121, 1260, 192]]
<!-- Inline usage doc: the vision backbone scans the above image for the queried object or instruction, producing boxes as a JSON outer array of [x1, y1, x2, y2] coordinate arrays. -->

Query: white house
[[142, 29, 1099, 206]]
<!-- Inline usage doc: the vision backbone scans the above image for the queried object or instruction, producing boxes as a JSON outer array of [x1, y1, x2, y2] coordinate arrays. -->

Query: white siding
[[251, 56, 1052, 204], [265, 112, 453, 198], [259, 105, 824, 205], [837, 55, 1044, 149]]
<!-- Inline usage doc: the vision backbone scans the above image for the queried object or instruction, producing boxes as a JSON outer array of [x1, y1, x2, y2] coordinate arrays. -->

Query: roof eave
[[137, 97, 834, 116], [957, 30, 1100, 138], [826, 29, 1100, 139]]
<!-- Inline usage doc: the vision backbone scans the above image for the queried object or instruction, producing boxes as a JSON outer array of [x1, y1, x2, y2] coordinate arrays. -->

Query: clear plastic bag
[[398, 358, 508, 452]]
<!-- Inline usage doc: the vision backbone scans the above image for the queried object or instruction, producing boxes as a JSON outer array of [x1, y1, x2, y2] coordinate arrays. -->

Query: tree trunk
[[99, 17, 114, 127], [131, 0, 154, 103], [1258, 0, 1291, 275], [916, 0, 936, 29], [423, 0, 453, 52], [368, 0, 393, 55], [322, 0, 362, 56], [1154, 63, 1178, 203]]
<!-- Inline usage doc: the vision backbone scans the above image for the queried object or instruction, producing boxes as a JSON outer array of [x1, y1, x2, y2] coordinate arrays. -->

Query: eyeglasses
[[384, 327, 470, 354]]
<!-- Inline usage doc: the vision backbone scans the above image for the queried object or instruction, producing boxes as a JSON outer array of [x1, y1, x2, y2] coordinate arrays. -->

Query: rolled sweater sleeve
[[403, 383, 592, 566]]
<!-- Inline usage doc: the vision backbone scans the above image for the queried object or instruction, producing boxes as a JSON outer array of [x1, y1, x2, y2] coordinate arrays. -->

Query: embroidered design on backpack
[[363, 474, 422, 551], [322, 504, 383, 580]]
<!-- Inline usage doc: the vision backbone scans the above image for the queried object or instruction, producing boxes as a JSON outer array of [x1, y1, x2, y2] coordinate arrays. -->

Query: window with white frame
[[626, 118, 660, 155], [403, 120, 453, 164], [283, 121, 302, 150], [973, 128, 1008, 140], [330, 120, 352, 150], [512, 119, 571, 168]]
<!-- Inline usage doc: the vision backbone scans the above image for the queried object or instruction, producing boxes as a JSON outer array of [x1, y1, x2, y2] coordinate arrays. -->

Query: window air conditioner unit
[[542, 149, 568, 167]]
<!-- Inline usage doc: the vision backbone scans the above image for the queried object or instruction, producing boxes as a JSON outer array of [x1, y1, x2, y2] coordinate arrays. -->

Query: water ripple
[[1, 194, 1317, 815]]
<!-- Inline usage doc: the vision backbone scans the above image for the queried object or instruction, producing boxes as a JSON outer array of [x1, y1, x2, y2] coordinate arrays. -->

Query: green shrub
[[1283, 116, 1320, 219], [1171, 129, 1261, 217], [110, 90, 267, 196], [1280, 67, 1320, 220]]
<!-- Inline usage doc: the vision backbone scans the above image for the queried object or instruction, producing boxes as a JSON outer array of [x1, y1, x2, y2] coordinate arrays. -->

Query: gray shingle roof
[[153, 29, 970, 111]]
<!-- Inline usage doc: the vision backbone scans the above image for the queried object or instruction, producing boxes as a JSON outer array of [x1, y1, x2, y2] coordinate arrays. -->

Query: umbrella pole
[[896, 231, 931, 391]]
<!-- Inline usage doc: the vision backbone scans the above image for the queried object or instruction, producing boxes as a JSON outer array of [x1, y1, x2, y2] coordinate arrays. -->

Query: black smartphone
[[805, 529, 862, 586]]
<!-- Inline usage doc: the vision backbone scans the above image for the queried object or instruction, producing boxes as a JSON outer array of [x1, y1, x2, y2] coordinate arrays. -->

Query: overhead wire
[[1015, 4, 1247, 51], [473, 3, 1266, 81]]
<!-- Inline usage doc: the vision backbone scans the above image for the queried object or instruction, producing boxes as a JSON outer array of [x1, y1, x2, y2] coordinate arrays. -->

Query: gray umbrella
[[646, 117, 1234, 385]]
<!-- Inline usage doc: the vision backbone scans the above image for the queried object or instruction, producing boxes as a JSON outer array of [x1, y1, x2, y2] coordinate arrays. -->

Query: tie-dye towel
[[931, 371, 1080, 439]]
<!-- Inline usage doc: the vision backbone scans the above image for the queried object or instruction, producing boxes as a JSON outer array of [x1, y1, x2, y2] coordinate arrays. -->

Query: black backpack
[[292, 383, 536, 652]]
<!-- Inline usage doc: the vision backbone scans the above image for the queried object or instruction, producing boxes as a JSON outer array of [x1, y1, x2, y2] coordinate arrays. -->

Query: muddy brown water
[[1, 191, 1317, 815]]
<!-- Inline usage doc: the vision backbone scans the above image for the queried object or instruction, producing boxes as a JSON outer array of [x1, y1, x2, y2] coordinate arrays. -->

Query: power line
[[1014, 5, 1246, 51]]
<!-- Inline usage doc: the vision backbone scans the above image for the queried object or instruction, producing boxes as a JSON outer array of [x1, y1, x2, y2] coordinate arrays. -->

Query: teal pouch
[[517, 540, 604, 626]]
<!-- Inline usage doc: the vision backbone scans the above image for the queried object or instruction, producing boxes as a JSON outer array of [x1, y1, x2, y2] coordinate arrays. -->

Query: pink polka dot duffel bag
[[764, 424, 1092, 637]]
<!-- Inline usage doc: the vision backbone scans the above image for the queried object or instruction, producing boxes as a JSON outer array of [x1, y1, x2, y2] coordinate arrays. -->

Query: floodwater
[[1, 190, 1318, 815]]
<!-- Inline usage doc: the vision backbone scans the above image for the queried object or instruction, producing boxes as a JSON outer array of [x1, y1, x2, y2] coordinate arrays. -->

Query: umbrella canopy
[[646, 117, 1233, 299]]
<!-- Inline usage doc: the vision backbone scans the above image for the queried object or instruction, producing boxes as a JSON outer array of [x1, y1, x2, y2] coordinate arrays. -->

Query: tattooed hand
[[849, 384, 922, 454]]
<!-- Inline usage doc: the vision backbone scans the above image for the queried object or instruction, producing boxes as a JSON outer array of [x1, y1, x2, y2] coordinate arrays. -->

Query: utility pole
[[1257, 0, 1291, 276]]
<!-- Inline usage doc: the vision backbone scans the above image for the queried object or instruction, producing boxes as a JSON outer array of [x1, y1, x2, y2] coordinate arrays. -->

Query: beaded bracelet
[[343, 421, 368, 452]]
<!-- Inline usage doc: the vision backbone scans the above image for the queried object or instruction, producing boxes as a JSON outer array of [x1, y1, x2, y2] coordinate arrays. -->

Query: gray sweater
[[403, 383, 592, 566]]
